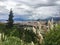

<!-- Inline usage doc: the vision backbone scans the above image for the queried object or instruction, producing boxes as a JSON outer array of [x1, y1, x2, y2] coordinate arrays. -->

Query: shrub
[[44, 25, 60, 45]]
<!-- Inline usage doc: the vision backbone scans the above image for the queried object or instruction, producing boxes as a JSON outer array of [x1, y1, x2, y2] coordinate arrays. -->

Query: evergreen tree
[[6, 9, 14, 28]]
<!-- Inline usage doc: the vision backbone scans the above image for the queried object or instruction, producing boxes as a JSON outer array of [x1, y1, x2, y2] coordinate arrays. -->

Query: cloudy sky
[[0, 0, 60, 20]]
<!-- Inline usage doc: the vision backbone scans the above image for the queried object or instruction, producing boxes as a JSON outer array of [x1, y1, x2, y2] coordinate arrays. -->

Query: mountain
[[14, 18, 25, 21], [0, 19, 6, 21], [0, 16, 60, 22], [0, 19, 7, 23], [13, 18, 29, 21], [37, 17, 60, 21], [13, 17, 37, 21]]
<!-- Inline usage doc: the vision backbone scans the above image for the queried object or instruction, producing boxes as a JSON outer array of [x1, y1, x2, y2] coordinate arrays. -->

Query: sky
[[0, 0, 60, 20]]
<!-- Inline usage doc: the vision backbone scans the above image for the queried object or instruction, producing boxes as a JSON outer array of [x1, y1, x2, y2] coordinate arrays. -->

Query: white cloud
[[4, 1, 16, 10], [55, 0, 60, 5], [28, 6, 60, 19], [0, 1, 4, 6], [19, 0, 48, 5], [0, 0, 60, 20]]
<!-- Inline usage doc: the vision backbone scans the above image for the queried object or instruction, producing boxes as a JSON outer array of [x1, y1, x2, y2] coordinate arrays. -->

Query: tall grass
[[0, 24, 38, 45], [0, 23, 60, 45]]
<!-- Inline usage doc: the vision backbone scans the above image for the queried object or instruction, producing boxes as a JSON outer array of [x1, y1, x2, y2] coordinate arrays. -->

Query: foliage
[[6, 9, 14, 28], [0, 24, 38, 45], [3, 36, 21, 45], [0, 23, 5, 32], [1, 23, 60, 45], [44, 25, 60, 45]]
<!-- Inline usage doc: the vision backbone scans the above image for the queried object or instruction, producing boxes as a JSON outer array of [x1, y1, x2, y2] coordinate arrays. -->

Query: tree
[[6, 9, 14, 28]]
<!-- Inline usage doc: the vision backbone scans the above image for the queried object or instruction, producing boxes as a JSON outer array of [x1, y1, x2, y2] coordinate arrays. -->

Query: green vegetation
[[0, 23, 60, 45], [6, 9, 14, 28], [0, 23, 39, 45], [44, 25, 60, 45]]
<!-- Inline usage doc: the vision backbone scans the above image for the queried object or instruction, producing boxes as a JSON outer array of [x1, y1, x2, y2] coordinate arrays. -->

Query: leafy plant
[[44, 25, 60, 45]]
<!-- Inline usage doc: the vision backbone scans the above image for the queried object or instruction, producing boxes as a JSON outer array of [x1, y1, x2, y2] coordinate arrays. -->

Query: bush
[[44, 25, 60, 45], [3, 36, 21, 45], [0, 36, 38, 45]]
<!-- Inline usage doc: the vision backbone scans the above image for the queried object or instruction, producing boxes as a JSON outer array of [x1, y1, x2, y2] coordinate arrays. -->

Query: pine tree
[[6, 9, 14, 28]]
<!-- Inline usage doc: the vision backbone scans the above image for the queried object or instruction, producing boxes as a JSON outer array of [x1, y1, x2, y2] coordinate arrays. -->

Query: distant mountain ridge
[[0, 17, 60, 22], [37, 17, 60, 21], [0, 19, 6, 21], [14, 18, 26, 21]]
